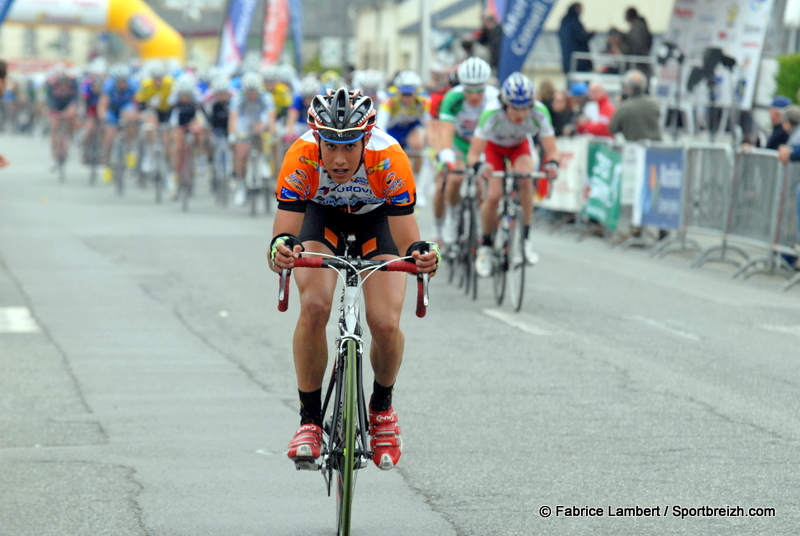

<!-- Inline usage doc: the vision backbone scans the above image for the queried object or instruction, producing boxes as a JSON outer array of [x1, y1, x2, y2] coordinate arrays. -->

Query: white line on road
[[759, 324, 800, 338], [482, 309, 551, 336], [0, 307, 41, 333], [626, 315, 701, 342]]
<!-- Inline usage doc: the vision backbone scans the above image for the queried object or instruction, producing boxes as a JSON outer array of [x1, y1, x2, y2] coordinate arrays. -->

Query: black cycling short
[[298, 203, 399, 259], [156, 109, 171, 124]]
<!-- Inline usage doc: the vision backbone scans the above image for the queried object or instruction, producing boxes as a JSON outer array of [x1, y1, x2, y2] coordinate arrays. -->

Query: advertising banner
[[218, 0, 258, 73], [498, 0, 555, 81], [262, 0, 289, 66], [640, 147, 685, 230], [656, 0, 775, 110], [537, 136, 587, 214], [0, 0, 18, 25], [621, 143, 646, 225], [287, 0, 303, 70], [583, 142, 622, 230]]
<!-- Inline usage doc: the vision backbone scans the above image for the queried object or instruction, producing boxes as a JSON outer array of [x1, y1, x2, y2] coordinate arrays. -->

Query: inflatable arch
[[6, 0, 185, 63]]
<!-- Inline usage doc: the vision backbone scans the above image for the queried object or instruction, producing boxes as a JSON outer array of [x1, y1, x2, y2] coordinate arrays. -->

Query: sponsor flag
[[287, 0, 303, 70], [217, 0, 259, 74], [498, 0, 555, 82], [262, 0, 289, 66], [0, 0, 17, 25]]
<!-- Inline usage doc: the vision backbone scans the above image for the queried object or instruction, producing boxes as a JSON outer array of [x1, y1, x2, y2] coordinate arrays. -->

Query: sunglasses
[[464, 86, 485, 94]]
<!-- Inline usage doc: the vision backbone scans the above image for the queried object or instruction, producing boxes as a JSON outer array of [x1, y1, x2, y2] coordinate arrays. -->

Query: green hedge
[[775, 54, 800, 103]]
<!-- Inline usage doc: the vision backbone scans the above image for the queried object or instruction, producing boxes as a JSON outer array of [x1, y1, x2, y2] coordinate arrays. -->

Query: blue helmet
[[500, 72, 535, 108]]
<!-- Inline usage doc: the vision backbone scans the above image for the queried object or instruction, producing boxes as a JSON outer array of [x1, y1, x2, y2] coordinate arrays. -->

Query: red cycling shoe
[[369, 406, 402, 470], [287, 423, 323, 470]]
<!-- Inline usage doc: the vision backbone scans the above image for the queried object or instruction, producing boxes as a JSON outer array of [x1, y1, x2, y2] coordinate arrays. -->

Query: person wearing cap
[[765, 95, 791, 150], [777, 105, 800, 164], [609, 69, 662, 142]]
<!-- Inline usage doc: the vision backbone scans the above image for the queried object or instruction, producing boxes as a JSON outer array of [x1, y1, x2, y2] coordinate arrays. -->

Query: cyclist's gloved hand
[[544, 160, 559, 180], [472, 161, 485, 176], [227, 133, 238, 146], [270, 233, 304, 271], [405, 241, 442, 274]]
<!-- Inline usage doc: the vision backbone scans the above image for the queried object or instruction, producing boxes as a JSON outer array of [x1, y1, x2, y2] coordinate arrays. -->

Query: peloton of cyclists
[[377, 70, 429, 178], [98, 64, 139, 183]]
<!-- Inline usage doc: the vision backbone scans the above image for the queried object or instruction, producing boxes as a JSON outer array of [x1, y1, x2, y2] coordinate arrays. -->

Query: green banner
[[583, 143, 622, 230]]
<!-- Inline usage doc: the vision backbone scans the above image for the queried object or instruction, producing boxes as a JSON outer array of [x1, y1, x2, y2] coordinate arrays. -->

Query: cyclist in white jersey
[[433, 57, 499, 245], [467, 72, 560, 278]]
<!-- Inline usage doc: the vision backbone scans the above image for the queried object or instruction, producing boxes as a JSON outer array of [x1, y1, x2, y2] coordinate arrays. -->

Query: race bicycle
[[443, 168, 481, 301], [277, 236, 429, 536], [489, 168, 548, 312]]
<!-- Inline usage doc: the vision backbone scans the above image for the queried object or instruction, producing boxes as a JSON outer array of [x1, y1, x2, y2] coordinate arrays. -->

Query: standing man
[[609, 70, 662, 142], [558, 3, 594, 74]]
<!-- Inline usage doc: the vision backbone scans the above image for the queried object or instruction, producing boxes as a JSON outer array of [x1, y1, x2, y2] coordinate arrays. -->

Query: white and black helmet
[[352, 69, 384, 92], [241, 71, 263, 91], [394, 70, 422, 93], [457, 57, 491, 86], [307, 88, 376, 143], [299, 76, 322, 99]]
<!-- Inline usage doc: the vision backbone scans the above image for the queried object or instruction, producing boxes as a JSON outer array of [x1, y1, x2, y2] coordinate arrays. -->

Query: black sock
[[523, 225, 530, 240], [369, 381, 394, 412], [298, 388, 323, 426], [482, 234, 493, 247]]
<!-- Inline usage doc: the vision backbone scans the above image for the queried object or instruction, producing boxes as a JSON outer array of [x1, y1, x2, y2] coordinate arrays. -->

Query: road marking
[[760, 324, 800, 338], [0, 307, 41, 333], [626, 315, 701, 342], [482, 309, 550, 336]]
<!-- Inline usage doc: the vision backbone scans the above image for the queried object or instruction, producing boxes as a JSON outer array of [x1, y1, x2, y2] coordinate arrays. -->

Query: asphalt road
[[1, 132, 799, 536]]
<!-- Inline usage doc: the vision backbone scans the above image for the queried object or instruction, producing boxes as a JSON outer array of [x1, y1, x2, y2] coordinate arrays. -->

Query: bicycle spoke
[[507, 210, 526, 311]]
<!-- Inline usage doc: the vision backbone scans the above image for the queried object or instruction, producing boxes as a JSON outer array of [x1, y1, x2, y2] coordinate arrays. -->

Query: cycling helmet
[[299, 76, 322, 99], [148, 60, 167, 79], [277, 64, 297, 83], [241, 71, 263, 91], [261, 64, 281, 82], [211, 76, 230, 94], [458, 57, 491, 86], [175, 74, 196, 95], [447, 67, 460, 88], [307, 88, 376, 143], [109, 64, 131, 81], [352, 69, 384, 92], [394, 70, 422, 93], [500, 72, 535, 108], [320, 70, 342, 91]]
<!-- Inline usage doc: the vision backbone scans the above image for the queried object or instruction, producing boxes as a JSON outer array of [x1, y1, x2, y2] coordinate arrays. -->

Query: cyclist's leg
[[362, 265, 406, 391], [480, 145, 506, 246], [407, 124, 425, 175]]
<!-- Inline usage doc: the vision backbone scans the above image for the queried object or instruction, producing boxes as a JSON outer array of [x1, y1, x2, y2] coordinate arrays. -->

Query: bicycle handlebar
[[490, 170, 549, 179], [278, 257, 429, 318]]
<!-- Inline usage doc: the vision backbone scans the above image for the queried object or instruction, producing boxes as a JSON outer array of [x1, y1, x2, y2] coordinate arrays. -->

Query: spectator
[[537, 79, 556, 116], [0, 59, 9, 169], [575, 82, 615, 137], [613, 7, 653, 78], [558, 3, 594, 74], [568, 81, 589, 114], [609, 69, 662, 141], [764, 95, 791, 150], [463, 11, 502, 75], [550, 90, 576, 137], [777, 106, 800, 164]]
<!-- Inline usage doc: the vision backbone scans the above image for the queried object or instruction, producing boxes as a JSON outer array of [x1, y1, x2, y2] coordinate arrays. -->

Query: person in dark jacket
[[609, 70, 661, 141], [558, 3, 594, 74], [765, 95, 791, 150], [613, 7, 653, 77]]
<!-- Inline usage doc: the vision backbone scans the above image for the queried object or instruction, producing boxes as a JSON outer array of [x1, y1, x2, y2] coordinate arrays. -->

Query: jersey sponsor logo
[[280, 187, 302, 201], [351, 176, 369, 186], [388, 191, 411, 205], [299, 155, 320, 169], [367, 158, 391, 175], [382, 172, 406, 196], [286, 170, 311, 197]]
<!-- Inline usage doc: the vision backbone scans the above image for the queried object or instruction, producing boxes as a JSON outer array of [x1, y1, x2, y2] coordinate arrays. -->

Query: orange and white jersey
[[275, 129, 417, 215]]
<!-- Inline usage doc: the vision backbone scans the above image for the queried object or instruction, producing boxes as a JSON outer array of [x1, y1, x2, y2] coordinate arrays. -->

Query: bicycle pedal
[[293, 458, 319, 471]]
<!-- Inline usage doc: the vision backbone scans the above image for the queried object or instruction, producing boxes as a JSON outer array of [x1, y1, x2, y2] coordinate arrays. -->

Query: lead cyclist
[[268, 88, 440, 471]]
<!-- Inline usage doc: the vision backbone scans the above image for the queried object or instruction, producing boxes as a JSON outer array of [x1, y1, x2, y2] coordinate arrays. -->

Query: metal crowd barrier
[[539, 136, 800, 290]]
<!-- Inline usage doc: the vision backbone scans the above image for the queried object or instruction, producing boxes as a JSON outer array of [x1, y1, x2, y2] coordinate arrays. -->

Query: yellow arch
[[6, 0, 185, 63]]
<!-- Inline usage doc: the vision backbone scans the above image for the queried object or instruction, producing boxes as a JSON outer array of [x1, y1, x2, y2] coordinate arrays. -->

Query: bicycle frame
[[277, 241, 428, 535]]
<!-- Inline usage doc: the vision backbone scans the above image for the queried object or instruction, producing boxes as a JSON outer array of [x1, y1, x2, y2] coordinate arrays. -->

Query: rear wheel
[[466, 200, 479, 301]]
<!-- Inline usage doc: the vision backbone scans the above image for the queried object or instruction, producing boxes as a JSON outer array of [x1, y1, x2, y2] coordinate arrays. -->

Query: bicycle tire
[[114, 138, 125, 196], [335, 338, 358, 536], [507, 208, 526, 312], [493, 219, 507, 306], [466, 200, 479, 301], [179, 143, 193, 212]]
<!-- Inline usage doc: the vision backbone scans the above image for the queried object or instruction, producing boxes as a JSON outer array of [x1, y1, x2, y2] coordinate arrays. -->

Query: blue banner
[[0, 0, 17, 25], [498, 0, 555, 82], [287, 0, 303, 70], [217, 0, 258, 70], [640, 148, 685, 230]]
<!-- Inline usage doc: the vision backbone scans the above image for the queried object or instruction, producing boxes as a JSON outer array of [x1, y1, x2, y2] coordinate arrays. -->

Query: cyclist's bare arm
[[270, 208, 305, 272], [540, 135, 560, 179], [436, 120, 456, 153], [97, 95, 109, 122], [467, 135, 488, 169]]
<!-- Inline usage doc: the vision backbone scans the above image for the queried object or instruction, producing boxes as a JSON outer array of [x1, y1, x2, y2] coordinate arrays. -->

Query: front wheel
[[335, 339, 358, 536], [507, 209, 526, 311]]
